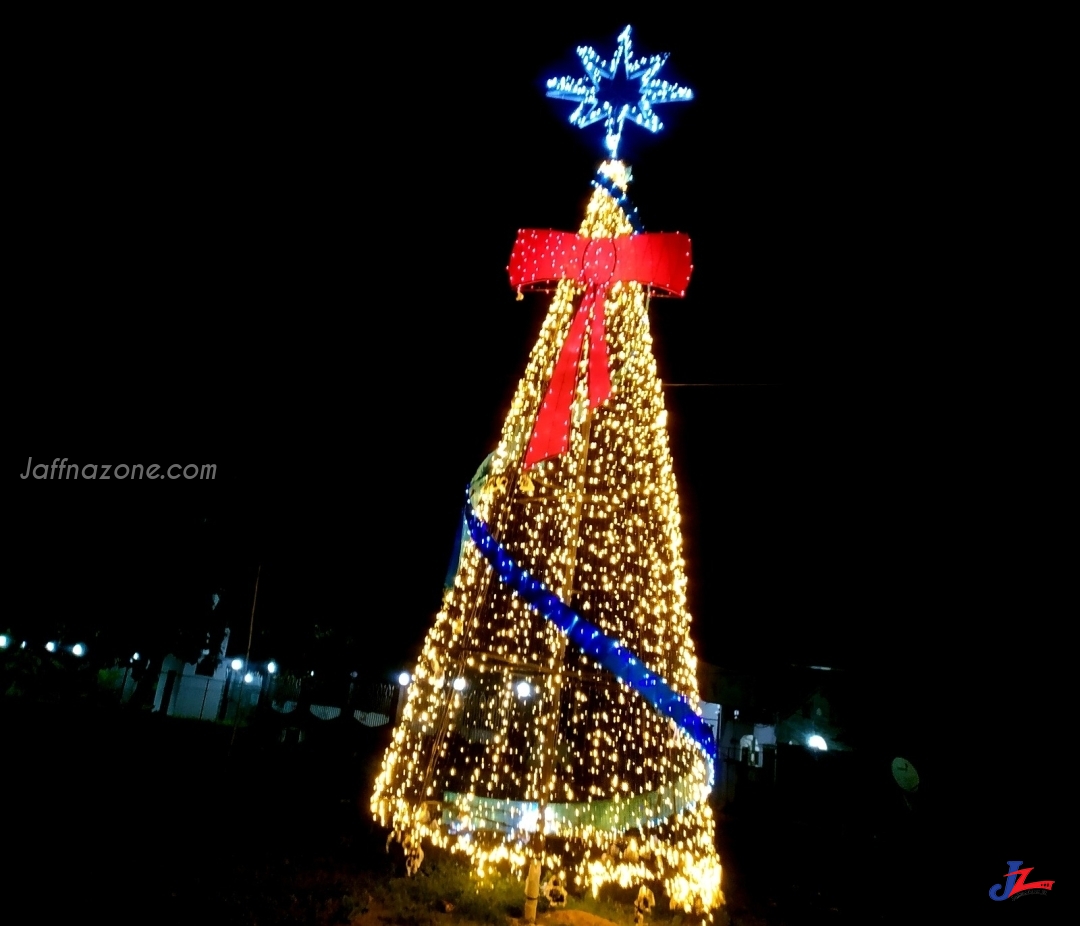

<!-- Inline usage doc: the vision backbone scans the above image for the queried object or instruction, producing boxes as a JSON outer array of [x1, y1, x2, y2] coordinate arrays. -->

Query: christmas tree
[[372, 26, 722, 917]]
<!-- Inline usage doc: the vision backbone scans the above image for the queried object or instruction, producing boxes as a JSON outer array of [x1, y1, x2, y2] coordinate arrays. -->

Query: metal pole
[[230, 565, 261, 751], [535, 407, 595, 853]]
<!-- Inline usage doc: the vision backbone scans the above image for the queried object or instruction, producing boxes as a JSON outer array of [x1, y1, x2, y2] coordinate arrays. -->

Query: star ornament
[[546, 25, 693, 159]]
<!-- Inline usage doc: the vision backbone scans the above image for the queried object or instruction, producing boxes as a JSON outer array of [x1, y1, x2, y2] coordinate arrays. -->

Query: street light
[[45, 641, 57, 653], [224, 659, 247, 724], [0, 634, 9, 649], [452, 677, 466, 692], [72, 644, 86, 657], [516, 681, 531, 698], [398, 672, 411, 686], [267, 661, 277, 675]]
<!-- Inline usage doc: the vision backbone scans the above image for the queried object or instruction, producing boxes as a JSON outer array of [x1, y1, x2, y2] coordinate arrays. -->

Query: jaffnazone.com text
[[19, 458, 217, 481]]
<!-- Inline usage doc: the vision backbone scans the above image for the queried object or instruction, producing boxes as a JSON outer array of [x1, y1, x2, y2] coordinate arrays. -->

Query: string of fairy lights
[[546, 24, 694, 159], [464, 500, 718, 777], [371, 157, 723, 916]]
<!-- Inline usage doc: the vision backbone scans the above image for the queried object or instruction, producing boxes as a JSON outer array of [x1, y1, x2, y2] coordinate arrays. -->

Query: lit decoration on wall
[[372, 26, 721, 920], [546, 25, 694, 158]]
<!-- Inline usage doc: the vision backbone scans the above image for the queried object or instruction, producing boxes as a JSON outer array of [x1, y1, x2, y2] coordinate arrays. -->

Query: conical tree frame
[[372, 161, 722, 914]]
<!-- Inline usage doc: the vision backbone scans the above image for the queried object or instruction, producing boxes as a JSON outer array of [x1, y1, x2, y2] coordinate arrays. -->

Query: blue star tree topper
[[546, 25, 694, 158]]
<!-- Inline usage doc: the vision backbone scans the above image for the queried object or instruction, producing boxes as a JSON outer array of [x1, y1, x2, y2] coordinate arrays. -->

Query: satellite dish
[[891, 757, 919, 792]]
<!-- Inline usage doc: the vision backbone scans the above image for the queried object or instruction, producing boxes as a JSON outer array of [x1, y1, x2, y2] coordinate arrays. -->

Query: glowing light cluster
[[465, 499, 716, 777], [371, 157, 721, 916], [592, 164, 642, 232], [546, 25, 694, 158]]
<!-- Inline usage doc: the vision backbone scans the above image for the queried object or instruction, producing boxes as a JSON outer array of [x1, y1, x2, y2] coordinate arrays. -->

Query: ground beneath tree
[[6, 699, 942, 925], [526, 912, 622, 926]]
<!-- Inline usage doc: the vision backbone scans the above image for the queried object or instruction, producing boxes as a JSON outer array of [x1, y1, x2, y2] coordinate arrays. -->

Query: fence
[[99, 661, 401, 731]]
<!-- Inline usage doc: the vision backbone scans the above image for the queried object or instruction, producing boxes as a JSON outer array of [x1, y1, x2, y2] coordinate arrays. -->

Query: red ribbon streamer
[[507, 229, 692, 469]]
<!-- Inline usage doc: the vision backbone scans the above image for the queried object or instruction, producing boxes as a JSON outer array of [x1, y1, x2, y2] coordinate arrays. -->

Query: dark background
[[9, 9, 1064, 883]]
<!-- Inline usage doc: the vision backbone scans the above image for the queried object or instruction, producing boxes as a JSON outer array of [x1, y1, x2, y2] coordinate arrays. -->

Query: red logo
[[989, 861, 1054, 901]]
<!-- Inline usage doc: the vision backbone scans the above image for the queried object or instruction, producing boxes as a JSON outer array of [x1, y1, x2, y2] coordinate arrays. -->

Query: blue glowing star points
[[546, 25, 694, 158]]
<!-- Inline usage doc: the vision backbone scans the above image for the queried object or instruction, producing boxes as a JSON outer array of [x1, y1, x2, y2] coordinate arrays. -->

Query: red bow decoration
[[507, 229, 693, 469]]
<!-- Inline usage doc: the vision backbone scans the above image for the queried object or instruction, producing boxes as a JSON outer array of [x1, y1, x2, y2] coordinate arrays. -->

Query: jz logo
[[989, 860, 1054, 900]]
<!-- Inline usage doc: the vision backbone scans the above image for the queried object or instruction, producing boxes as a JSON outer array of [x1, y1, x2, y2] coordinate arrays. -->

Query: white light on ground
[[72, 644, 85, 657], [807, 735, 828, 751], [398, 672, 411, 686], [46, 641, 57, 653], [516, 805, 556, 833], [516, 681, 531, 698], [452, 677, 466, 692], [244, 673, 254, 684], [267, 661, 277, 674], [231, 658, 243, 671], [0, 635, 8, 648]]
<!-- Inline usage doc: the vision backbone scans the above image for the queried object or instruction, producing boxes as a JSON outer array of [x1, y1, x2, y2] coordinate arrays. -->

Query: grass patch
[[357, 842, 698, 926], [368, 850, 527, 924]]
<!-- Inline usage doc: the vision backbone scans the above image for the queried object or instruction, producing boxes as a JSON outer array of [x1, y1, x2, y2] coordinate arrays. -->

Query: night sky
[[11, 12, 1064, 810], [13, 15, 800, 670]]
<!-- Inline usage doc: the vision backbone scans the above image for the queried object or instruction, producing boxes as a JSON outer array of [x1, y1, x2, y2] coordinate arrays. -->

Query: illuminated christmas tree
[[372, 26, 722, 918]]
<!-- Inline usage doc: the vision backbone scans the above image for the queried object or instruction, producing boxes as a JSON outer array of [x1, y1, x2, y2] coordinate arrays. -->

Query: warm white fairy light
[[372, 161, 722, 917]]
